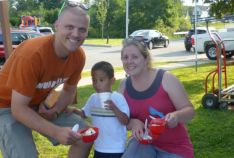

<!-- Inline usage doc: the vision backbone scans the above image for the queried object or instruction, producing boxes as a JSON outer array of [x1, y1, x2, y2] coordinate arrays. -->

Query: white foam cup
[[98, 92, 111, 108]]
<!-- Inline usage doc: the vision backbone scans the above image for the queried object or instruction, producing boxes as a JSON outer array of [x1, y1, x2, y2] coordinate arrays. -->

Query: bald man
[[0, 5, 92, 158]]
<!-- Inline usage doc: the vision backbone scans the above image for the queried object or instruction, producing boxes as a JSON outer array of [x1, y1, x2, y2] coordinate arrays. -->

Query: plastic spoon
[[144, 118, 148, 136], [72, 124, 79, 132], [149, 106, 165, 118], [149, 115, 156, 120]]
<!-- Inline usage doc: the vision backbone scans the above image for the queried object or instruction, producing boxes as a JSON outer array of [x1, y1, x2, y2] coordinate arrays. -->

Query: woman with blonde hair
[[119, 38, 195, 158]]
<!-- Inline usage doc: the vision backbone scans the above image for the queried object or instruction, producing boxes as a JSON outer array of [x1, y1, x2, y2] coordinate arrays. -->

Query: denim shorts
[[0, 108, 88, 158], [121, 138, 184, 158], [94, 150, 123, 158]]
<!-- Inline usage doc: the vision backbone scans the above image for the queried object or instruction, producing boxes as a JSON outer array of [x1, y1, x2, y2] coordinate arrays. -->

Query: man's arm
[[53, 83, 77, 114], [11, 90, 81, 145]]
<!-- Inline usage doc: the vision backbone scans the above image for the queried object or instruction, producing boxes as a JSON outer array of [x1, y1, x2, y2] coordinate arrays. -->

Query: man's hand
[[55, 127, 82, 145], [38, 102, 58, 120]]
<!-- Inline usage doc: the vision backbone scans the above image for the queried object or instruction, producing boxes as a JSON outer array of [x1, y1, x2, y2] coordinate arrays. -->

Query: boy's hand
[[104, 100, 117, 111]]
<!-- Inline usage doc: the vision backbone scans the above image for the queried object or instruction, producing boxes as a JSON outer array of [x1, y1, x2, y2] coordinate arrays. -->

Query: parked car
[[129, 29, 169, 49], [20, 26, 54, 35], [184, 27, 216, 51], [32, 26, 54, 35], [0, 29, 43, 64]]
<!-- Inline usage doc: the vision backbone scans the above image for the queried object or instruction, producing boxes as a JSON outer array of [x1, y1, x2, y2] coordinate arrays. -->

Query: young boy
[[72, 61, 129, 158]]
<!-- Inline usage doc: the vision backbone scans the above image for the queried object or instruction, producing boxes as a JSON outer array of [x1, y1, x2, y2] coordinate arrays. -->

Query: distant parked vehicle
[[184, 27, 216, 51], [129, 29, 169, 49], [32, 26, 54, 35], [0, 29, 43, 64], [191, 27, 234, 60]]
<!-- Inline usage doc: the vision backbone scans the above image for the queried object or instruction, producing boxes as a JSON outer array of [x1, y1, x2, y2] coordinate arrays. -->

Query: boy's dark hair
[[91, 61, 114, 79]]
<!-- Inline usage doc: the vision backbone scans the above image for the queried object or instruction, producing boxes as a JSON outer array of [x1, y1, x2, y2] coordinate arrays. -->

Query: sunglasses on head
[[124, 37, 148, 49], [58, 0, 89, 17]]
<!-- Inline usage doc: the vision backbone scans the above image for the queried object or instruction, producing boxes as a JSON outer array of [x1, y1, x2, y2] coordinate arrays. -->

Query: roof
[[189, 27, 216, 31], [0, 28, 40, 34]]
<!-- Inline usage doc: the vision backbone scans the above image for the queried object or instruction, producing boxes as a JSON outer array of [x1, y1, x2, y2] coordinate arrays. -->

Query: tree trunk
[[101, 24, 104, 39]]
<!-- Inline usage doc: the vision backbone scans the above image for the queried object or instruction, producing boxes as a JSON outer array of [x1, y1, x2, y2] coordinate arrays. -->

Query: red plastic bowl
[[149, 118, 166, 136], [78, 127, 99, 143], [139, 136, 153, 145], [151, 134, 159, 140]]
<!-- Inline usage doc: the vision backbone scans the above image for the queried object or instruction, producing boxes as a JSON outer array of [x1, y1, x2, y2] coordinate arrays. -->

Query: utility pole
[[0, 0, 12, 62], [125, 0, 129, 39], [194, 0, 198, 72]]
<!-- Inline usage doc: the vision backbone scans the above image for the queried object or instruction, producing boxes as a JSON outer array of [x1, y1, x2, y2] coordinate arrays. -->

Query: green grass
[[84, 37, 184, 46], [1, 63, 234, 158], [195, 21, 234, 29], [84, 38, 123, 46]]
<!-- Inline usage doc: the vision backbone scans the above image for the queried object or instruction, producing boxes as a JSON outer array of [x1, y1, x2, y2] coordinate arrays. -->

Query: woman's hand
[[128, 119, 144, 140], [164, 112, 179, 128]]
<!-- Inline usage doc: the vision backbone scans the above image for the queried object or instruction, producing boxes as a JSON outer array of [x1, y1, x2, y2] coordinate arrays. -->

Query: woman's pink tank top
[[124, 69, 194, 158]]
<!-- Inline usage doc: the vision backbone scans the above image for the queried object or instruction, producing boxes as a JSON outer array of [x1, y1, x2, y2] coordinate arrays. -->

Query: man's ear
[[54, 20, 59, 31]]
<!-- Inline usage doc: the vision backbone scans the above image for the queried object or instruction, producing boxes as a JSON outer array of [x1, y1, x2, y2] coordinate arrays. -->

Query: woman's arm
[[162, 72, 195, 128], [127, 118, 145, 140], [118, 79, 145, 139]]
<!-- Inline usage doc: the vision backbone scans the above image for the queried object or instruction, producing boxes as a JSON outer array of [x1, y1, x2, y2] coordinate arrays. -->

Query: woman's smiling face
[[121, 45, 147, 76]]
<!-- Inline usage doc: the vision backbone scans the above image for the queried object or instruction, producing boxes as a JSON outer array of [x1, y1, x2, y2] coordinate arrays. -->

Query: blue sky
[[183, 0, 207, 6]]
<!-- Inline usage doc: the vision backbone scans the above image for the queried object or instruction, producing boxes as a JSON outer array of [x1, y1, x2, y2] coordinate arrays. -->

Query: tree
[[128, 0, 184, 36], [8, 0, 60, 27], [96, 0, 107, 39], [7, 0, 191, 38], [208, 0, 234, 18], [89, 0, 125, 39], [105, 0, 125, 39], [14, 0, 40, 12], [38, 0, 63, 10]]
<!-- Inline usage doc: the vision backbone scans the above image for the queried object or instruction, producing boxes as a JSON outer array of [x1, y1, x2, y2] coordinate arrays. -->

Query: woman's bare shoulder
[[162, 71, 182, 91], [118, 78, 127, 94]]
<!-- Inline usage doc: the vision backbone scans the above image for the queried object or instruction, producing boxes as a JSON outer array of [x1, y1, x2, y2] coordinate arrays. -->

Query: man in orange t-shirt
[[0, 3, 92, 158]]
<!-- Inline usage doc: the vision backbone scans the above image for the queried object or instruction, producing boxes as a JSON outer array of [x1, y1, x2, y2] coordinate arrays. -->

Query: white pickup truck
[[191, 28, 234, 60]]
